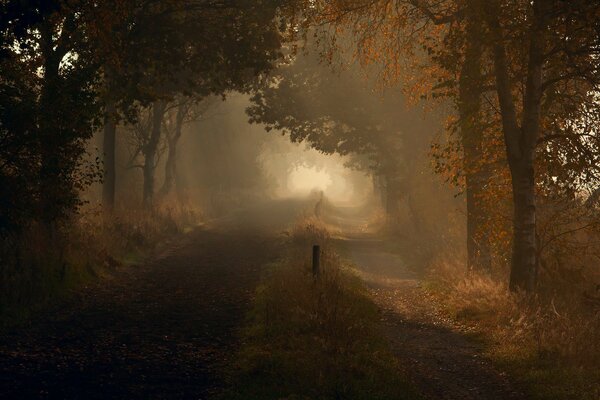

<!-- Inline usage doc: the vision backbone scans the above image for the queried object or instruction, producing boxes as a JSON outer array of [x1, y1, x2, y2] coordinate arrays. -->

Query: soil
[[0, 200, 528, 399], [337, 234, 527, 400], [0, 197, 304, 399]]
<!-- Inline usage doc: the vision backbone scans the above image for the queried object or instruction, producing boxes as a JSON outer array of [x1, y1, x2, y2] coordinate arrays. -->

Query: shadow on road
[[333, 229, 526, 400], [0, 198, 310, 399]]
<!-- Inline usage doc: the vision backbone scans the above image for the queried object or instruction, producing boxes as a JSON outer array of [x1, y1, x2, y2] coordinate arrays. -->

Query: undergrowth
[[0, 202, 200, 326], [224, 216, 418, 400], [425, 251, 600, 400]]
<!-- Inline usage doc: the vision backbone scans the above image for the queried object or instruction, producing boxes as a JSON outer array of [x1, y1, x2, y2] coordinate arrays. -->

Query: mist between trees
[[0, 0, 599, 396]]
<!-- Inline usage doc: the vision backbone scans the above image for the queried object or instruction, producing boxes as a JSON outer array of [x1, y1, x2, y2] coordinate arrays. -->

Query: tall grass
[[0, 202, 200, 326], [225, 216, 418, 400], [425, 250, 600, 400]]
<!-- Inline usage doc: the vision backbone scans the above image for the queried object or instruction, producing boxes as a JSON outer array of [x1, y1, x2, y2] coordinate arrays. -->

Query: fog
[[176, 94, 376, 211], [3, 2, 598, 398]]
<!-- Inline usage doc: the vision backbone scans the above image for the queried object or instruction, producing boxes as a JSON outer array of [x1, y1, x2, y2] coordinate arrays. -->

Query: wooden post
[[312, 245, 321, 278]]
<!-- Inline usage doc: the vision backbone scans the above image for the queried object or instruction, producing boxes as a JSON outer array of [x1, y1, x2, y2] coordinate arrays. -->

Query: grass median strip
[[223, 217, 418, 400]]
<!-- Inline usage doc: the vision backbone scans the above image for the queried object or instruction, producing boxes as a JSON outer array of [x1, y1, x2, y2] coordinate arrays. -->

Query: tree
[[0, 49, 40, 232], [481, 0, 600, 290], [159, 96, 221, 199], [308, 0, 600, 291], [0, 0, 103, 228], [302, 0, 496, 271], [248, 49, 441, 232], [99, 0, 291, 208]]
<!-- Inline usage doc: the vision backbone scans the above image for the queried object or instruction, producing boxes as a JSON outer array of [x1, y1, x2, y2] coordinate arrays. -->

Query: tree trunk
[[159, 102, 186, 198], [385, 176, 400, 223], [460, 3, 492, 272], [373, 174, 387, 211], [102, 97, 117, 210], [484, 0, 547, 291], [160, 139, 177, 198], [507, 0, 546, 291], [143, 100, 166, 208], [509, 161, 537, 291], [406, 191, 425, 235], [38, 21, 64, 226]]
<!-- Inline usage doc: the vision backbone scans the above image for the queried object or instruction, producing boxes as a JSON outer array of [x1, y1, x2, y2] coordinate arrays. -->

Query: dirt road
[[0, 199, 308, 399], [336, 234, 527, 400], [0, 199, 527, 399]]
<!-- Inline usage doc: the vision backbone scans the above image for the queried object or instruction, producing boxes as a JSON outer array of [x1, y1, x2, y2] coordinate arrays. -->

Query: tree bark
[[484, 0, 548, 291], [102, 97, 117, 211], [375, 174, 387, 211], [38, 20, 65, 225], [384, 175, 401, 223], [143, 100, 166, 208], [460, 4, 492, 272], [508, 0, 546, 292], [160, 139, 177, 198], [465, 173, 492, 270], [159, 102, 186, 198], [509, 161, 537, 291]]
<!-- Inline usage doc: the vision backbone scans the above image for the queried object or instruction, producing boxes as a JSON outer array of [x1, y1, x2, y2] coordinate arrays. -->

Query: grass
[[424, 251, 600, 400], [223, 216, 418, 400], [0, 202, 200, 327]]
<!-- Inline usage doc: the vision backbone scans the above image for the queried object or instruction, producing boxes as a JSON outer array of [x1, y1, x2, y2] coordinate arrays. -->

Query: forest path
[[334, 232, 527, 400], [0, 199, 307, 399]]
